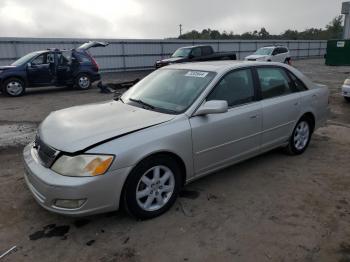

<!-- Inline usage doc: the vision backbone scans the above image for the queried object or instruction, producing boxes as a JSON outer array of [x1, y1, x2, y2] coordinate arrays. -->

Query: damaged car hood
[[39, 101, 174, 153]]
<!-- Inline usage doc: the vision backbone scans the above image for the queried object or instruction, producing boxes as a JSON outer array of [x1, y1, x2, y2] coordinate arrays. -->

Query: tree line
[[178, 16, 343, 40]]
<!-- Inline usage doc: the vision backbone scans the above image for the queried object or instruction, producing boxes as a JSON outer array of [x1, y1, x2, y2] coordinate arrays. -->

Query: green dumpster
[[326, 39, 350, 66]]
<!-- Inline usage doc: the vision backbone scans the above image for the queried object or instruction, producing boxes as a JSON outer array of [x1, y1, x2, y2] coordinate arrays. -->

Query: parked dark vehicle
[[155, 45, 237, 68], [0, 41, 108, 97]]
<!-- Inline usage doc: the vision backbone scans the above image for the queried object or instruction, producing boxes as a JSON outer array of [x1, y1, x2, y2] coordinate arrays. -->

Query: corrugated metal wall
[[0, 37, 327, 72]]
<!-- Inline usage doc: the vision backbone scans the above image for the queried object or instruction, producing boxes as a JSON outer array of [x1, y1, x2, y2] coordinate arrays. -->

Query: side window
[[272, 48, 279, 56], [288, 72, 308, 92], [47, 53, 55, 64], [58, 52, 70, 66], [257, 67, 293, 99], [207, 69, 255, 107], [202, 46, 212, 56], [191, 47, 202, 58], [31, 54, 47, 65], [77, 54, 90, 63], [281, 48, 288, 54]]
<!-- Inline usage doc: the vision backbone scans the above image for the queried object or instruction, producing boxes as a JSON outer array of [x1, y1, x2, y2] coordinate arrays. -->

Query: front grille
[[33, 135, 59, 168]]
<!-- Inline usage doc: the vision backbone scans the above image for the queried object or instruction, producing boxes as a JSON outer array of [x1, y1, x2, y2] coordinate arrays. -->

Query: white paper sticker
[[185, 71, 209, 78], [337, 41, 345, 48]]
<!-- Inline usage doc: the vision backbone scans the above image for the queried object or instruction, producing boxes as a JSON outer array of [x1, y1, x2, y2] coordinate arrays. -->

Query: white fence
[[0, 37, 327, 72]]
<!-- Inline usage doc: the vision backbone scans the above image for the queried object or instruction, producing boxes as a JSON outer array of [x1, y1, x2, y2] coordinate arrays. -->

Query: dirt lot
[[0, 59, 350, 262]]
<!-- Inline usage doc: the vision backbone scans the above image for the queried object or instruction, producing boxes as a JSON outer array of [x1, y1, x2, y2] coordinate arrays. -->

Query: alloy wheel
[[293, 121, 310, 151], [136, 165, 175, 212]]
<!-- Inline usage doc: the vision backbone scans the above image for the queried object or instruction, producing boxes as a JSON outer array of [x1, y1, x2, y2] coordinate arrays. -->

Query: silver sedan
[[23, 61, 329, 219]]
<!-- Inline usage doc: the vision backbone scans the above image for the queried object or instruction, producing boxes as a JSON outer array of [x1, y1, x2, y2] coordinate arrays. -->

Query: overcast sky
[[0, 0, 345, 39]]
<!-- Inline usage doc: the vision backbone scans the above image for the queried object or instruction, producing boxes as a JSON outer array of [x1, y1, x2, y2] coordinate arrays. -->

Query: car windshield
[[171, 48, 192, 58], [11, 52, 41, 66], [254, 48, 273, 56], [122, 69, 216, 114]]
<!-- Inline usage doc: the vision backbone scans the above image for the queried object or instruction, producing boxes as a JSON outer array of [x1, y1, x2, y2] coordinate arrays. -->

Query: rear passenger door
[[255, 66, 301, 150], [190, 68, 262, 175]]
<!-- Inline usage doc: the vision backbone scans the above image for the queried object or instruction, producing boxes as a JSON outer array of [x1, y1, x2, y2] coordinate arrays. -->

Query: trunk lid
[[77, 41, 109, 51]]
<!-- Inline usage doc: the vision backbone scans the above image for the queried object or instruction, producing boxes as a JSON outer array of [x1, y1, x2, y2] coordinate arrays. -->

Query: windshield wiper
[[129, 98, 155, 109]]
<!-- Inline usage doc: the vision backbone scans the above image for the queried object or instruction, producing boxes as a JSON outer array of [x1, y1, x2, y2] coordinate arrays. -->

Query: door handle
[[249, 115, 257, 119], [294, 102, 299, 106]]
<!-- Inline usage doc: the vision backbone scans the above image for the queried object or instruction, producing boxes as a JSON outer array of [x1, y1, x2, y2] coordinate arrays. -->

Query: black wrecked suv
[[0, 41, 108, 97]]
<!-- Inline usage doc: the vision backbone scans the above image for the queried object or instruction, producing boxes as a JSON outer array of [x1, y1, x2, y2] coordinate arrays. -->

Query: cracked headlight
[[51, 154, 114, 177]]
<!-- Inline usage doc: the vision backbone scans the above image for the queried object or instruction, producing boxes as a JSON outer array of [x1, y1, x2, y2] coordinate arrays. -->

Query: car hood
[[0, 65, 16, 70], [39, 101, 175, 153], [157, 57, 183, 64], [245, 55, 268, 60]]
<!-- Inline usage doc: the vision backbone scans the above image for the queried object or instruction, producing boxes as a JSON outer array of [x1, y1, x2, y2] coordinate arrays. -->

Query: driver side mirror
[[193, 100, 228, 116], [188, 54, 194, 59]]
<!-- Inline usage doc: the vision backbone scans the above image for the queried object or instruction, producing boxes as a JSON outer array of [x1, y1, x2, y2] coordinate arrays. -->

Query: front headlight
[[0, 70, 3, 74], [343, 79, 350, 85], [51, 154, 114, 177]]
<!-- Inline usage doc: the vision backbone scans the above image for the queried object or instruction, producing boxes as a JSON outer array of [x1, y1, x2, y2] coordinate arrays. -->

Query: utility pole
[[342, 2, 350, 39], [179, 24, 182, 36]]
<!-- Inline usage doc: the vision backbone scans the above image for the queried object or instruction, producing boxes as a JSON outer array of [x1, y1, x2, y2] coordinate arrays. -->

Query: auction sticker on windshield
[[185, 71, 209, 78]]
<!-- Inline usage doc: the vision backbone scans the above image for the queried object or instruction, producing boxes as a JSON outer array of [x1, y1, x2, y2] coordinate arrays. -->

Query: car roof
[[178, 45, 211, 49], [260, 45, 288, 49], [165, 60, 288, 73]]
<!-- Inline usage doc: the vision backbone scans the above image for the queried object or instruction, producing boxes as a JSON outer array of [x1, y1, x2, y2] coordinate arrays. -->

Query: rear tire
[[285, 117, 313, 155], [123, 155, 181, 220], [75, 74, 91, 90], [2, 77, 26, 97], [344, 97, 350, 103], [284, 58, 291, 65], [285, 117, 312, 155]]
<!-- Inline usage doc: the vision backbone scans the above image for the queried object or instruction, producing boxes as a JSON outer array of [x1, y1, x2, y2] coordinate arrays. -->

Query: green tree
[[325, 15, 343, 39], [258, 28, 270, 39], [177, 16, 344, 40]]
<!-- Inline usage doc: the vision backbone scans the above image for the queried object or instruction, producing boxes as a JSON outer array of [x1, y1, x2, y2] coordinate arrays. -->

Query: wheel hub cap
[[136, 165, 175, 212], [6, 81, 23, 95], [294, 121, 310, 150], [79, 76, 90, 88]]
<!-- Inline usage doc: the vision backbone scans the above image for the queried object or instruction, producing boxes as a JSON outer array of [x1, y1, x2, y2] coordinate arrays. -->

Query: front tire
[[75, 74, 91, 90], [285, 118, 312, 155], [123, 155, 181, 219], [2, 78, 25, 97]]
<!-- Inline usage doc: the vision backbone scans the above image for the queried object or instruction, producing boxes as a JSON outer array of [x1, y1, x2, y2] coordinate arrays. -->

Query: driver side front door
[[189, 68, 262, 177], [27, 52, 54, 86]]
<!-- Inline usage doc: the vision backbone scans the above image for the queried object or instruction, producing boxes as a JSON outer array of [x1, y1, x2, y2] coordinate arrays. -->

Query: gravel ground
[[0, 59, 350, 262]]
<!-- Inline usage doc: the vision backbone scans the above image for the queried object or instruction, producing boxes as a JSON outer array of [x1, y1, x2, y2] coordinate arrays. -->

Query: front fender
[[86, 117, 195, 181]]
